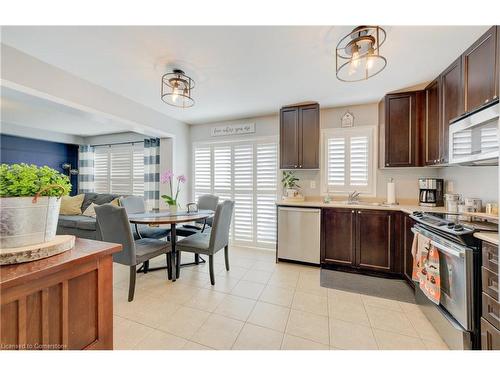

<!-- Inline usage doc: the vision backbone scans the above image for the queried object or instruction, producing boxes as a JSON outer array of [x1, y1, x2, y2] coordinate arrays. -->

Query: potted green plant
[[281, 171, 300, 198], [0, 163, 71, 248], [160, 170, 186, 213]]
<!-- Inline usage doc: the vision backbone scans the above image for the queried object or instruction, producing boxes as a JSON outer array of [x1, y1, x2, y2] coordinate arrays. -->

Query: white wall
[[1, 44, 192, 204]]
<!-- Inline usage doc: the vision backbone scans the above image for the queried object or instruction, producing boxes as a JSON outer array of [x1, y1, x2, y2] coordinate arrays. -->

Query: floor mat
[[320, 269, 416, 303]]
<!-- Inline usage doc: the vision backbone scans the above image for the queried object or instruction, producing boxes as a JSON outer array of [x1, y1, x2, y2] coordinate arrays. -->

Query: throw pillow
[[59, 194, 85, 215], [82, 198, 120, 217]]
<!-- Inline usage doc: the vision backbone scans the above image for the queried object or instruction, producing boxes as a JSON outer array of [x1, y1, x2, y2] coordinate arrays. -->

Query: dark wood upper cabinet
[[321, 208, 355, 267], [425, 78, 441, 165], [279, 107, 300, 169], [355, 209, 394, 272], [280, 103, 319, 169], [463, 26, 498, 113], [440, 57, 464, 164], [379, 92, 423, 167]]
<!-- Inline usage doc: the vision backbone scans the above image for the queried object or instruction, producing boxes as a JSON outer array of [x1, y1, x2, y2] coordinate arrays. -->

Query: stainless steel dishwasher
[[277, 206, 321, 265]]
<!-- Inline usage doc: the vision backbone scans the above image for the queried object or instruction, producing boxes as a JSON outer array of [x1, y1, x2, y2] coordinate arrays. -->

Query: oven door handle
[[430, 240, 464, 258], [411, 227, 465, 258]]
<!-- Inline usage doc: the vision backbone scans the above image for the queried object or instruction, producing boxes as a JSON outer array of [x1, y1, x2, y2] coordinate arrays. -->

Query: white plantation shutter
[[94, 150, 109, 193], [327, 137, 345, 186], [194, 146, 211, 191], [193, 137, 278, 248], [350, 136, 369, 186], [323, 127, 375, 195], [233, 144, 254, 243], [214, 146, 232, 191], [93, 143, 144, 195], [256, 142, 278, 244]]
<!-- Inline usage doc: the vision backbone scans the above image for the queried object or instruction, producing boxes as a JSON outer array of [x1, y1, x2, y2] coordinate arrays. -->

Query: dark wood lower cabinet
[[321, 208, 399, 276], [355, 210, 394, 272], [403, 214, 416, 286], [321, 208, 355, 266]]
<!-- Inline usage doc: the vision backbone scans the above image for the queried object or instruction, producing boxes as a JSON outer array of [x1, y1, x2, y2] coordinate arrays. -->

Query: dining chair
[[95, 204, 172, 301], [175, 200, 234, 285], [176, 194, 219, 237], [119, 196, 171, 273]]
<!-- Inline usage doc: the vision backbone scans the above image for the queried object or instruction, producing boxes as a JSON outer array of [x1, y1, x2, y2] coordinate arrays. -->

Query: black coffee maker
[[418, 178, 444, 207]]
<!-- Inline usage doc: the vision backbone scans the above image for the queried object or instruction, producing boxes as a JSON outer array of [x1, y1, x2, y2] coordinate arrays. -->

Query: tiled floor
[[113, 245, 449, 350]]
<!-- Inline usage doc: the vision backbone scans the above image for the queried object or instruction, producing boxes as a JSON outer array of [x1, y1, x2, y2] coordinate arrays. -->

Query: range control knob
[[454, 224, 464, 231], [447, 223, 455, 228]]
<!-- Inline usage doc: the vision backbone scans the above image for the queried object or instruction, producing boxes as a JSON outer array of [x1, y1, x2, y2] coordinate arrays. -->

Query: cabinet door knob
[[485, 98, 490, 104], [358, 211, 361, 214], [351, 210, 355, 213], [294, 165, 297, 168]]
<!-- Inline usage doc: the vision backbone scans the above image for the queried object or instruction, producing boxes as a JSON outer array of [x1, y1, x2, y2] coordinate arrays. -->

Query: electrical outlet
[[310, 180, 316, 189]]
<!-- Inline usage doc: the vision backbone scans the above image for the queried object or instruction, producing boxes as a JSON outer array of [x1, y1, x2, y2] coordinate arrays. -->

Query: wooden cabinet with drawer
[[481, 318, 500, 350], [482, 266, 499, 301], [480, 240, 500, 350]]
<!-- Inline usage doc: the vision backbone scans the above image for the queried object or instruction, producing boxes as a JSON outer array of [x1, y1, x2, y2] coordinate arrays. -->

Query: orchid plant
[[160, 170, 186, 207]]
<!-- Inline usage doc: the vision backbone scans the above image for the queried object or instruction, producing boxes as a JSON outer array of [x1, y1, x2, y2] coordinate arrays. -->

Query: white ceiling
[[1, 25, 490, 125], [0, 86, 131, 136]]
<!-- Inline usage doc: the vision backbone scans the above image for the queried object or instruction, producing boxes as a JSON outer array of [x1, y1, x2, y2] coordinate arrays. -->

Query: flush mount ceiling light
[[335, 26, 387, 82], [161, 69, 195, 108]]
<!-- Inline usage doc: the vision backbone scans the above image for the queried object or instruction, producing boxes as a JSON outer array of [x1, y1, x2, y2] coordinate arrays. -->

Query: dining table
[[128, 209, 214, 281]]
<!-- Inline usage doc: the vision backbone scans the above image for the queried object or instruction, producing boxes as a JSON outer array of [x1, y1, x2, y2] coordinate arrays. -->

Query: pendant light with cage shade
[[161, 69, 195, 108], [336, 26, 387, 82]]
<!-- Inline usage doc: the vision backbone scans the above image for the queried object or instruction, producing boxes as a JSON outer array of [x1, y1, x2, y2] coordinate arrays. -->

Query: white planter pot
[[0, 196, 61, 248], [169, 204, 178, 214]]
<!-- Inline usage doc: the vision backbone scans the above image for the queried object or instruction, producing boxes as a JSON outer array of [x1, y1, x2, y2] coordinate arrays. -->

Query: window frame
[[192, 136, 279, 249], [320, 126, 377, 196]]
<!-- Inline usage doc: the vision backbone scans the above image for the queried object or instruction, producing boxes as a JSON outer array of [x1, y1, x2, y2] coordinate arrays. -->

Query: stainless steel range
[[409, 211, 496, 350]]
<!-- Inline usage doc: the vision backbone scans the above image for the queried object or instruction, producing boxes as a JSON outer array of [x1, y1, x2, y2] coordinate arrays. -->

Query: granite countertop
[[276, 198, 449, 215], [276, 198, 499, 220], [474, 232, 499, 245]]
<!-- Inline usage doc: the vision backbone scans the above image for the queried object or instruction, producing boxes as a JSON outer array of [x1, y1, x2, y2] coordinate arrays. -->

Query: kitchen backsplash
[[282, 168, 440, 201], [440, 166, 498, 202], [284, 166, 498, 204]]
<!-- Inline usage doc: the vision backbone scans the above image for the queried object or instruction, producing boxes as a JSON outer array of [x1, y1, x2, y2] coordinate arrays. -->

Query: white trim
[[320, 126, 377, 197]]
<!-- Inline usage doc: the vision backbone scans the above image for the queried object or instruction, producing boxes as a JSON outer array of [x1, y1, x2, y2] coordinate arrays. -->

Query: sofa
[[57, 193, 168, 240], [57, 193, 120, 240]]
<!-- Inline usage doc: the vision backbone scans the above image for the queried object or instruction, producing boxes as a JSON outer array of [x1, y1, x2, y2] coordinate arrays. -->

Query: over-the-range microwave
[[448, 100, 499, 166]]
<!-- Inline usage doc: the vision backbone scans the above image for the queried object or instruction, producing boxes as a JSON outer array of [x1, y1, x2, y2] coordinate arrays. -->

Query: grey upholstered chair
[[175, 200, 234, 285], [95, 204, 172, 302], [120, 195, 171, 241], [176, 194, 220, 237]]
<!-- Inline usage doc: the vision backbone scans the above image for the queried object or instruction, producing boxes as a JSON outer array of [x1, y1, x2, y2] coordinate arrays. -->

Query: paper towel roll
[[387, 181, 396, 204]]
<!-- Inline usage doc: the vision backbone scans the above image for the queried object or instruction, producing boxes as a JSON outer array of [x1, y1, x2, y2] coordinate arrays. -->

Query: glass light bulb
[[366, 47, 375, 70], [351, 50, 360, 67], [171, 87, 180, 102]]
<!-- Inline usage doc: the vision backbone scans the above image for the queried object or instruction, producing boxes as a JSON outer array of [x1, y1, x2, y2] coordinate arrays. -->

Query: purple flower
[[160, 170, 173, 184], [177, 175, 187, 183]]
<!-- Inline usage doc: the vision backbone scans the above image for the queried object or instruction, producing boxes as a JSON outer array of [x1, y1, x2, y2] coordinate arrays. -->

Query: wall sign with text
[[211, 123, 256, 137]]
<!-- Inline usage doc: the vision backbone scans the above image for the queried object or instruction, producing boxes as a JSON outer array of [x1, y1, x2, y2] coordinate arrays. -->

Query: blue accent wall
[[0, 134, 79, 195]]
